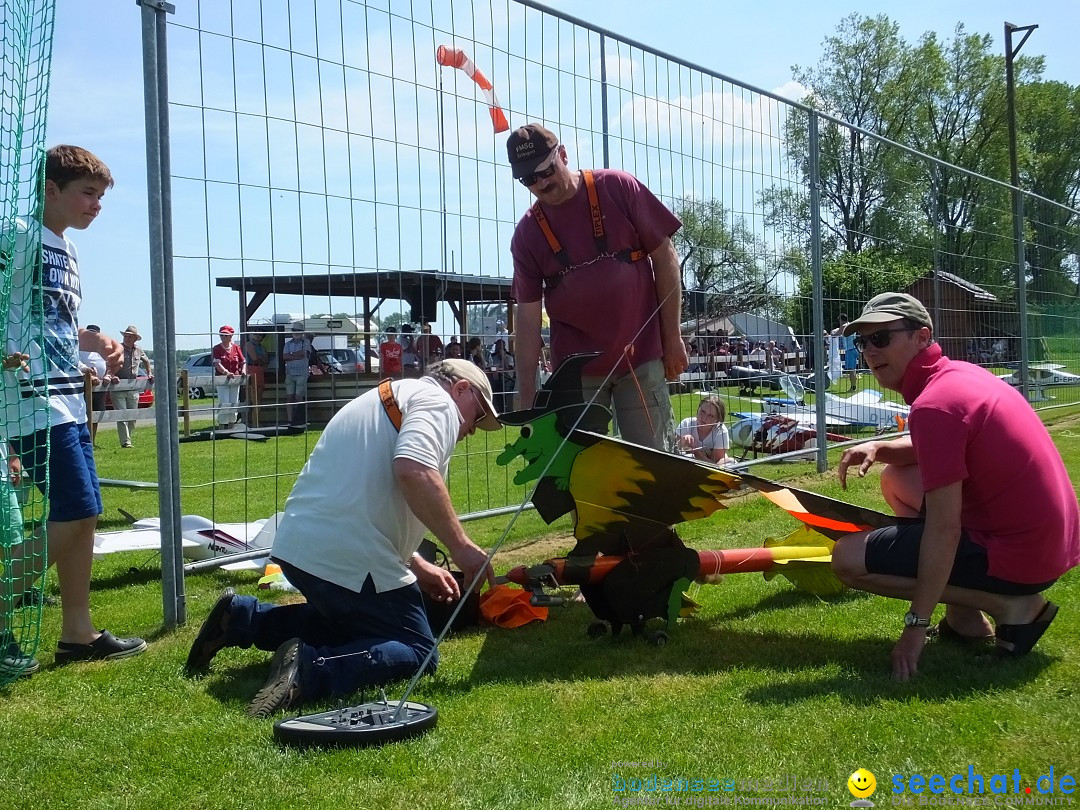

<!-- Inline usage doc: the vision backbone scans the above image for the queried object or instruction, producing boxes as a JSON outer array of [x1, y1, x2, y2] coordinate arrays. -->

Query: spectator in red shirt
[[212, 325, 246, 427], [380, 328, 403, 378]]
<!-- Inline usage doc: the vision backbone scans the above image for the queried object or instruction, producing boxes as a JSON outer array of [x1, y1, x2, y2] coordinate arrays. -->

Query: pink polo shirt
[[901, 344, 1080, 584]]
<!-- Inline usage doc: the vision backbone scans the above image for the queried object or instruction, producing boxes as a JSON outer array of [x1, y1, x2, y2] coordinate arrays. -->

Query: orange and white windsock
[[436, 45, 510, 133]]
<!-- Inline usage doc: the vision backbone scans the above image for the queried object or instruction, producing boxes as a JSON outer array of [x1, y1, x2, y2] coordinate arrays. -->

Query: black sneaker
[[185, 587, 235, 675], [1, 640, 40, 678], [247, 638, 304, 719], [54, 630, 147, 665]]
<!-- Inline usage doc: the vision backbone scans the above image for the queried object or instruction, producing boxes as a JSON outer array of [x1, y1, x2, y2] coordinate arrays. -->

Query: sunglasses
[[853, 327, 918, 352], [468, 386, 489, 431], [517, 162, 558, 187]]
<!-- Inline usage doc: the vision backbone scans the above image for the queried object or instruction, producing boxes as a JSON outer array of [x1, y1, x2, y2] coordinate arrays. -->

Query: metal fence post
[[1006, 22, 1037, 401], [807, 111, 827, 473], [599, 32, 610, 169], [139, 0, 184, 628]]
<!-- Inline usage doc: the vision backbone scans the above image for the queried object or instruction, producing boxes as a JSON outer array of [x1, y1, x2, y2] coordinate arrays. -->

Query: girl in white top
[[675, 395, 730, 464]]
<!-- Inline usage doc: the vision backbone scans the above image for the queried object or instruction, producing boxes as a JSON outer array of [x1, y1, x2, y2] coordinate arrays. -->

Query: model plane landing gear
[[647, 630, 669, 647], [586, 620, 608, 639]]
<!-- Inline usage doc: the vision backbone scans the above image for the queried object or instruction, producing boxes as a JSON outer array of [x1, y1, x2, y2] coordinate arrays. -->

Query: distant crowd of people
[[379, 320, 517, 412], [683, 334, 795, 373]]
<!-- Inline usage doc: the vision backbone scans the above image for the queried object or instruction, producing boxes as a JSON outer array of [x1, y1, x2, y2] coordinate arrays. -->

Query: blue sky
[[45, 0, 1077, 350]]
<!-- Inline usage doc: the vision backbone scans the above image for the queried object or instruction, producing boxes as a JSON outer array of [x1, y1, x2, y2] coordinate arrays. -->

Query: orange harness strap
[[378, 378, 403, 431], [531, 204, 566, 266], [531, 170, 646, 278], [584, 169, 605, 247]]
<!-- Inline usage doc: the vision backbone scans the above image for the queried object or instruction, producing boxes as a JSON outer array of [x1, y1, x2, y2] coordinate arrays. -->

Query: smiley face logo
[[848, 769, 877, 799]]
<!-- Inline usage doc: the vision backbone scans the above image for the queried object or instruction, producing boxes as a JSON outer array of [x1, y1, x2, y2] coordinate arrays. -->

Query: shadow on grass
[[456, 598, 1052, 706], [708, 586, 870, 621], [183, 589, 1055, 716], [742, 646, 1055, 706], [90, 562, 168, 590], [201, 658, 275, 705]]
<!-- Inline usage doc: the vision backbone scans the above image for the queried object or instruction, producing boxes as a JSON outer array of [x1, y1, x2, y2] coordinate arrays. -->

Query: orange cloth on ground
[[478, 585, 548, 628]]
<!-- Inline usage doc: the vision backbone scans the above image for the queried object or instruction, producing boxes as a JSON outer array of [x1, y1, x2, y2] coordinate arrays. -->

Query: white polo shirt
[[270, 377, 462, 593]]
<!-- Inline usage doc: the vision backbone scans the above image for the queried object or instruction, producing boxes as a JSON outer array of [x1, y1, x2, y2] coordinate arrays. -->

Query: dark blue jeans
[[225, 561, 437, 703]]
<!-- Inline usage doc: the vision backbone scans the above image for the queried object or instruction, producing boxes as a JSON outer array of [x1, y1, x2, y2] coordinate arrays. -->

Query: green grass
[[2, 407, 1079, 809]]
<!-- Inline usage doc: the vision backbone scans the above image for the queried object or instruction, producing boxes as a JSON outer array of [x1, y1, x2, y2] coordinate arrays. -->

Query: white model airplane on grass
[[93, 513, 282, 571], [998, 364, 1080, 402], [999, 363, 1080, 386], [743, 376, 909, 432], [820, 390, 909, 431]]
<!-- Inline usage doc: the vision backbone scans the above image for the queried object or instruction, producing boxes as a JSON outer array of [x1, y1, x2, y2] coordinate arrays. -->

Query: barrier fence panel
[[0, 0, 56, 684], [146, 1, 1077, 572]]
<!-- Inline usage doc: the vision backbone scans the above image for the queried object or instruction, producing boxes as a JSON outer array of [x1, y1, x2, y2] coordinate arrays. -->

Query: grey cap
[[843, 293, 932, 336]]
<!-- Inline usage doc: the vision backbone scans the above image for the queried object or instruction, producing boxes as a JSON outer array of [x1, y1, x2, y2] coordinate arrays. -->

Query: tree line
[[674, 14, 1079, 336]]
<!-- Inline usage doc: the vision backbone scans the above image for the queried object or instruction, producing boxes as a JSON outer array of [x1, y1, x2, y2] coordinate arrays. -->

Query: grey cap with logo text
[[506, 123, 559, 179], [843, 292, 933, 336]]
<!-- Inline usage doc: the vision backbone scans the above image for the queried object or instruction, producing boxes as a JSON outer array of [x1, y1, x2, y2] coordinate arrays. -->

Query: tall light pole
[[1005, 21, 1037, 400]]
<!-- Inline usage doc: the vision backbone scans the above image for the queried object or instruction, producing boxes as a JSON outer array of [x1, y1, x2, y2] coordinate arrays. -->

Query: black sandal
[[54, 630, 147, 665], [928, 617, 995, 647], [994, 602, 1059, 657]]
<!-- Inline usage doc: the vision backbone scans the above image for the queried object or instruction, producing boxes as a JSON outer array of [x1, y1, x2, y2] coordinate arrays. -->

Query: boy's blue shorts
[[11, 422, 102, 523]]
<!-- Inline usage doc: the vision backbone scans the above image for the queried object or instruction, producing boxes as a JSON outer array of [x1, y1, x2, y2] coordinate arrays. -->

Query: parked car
[[104, 377, 154, 409], [317, 350, 344, 373], [320, 347, 362, 373], [179, 352, 216, 398]]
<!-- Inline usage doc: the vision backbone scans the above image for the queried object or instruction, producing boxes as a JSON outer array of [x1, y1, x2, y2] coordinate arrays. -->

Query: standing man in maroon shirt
[[507, 124, 688, 450]]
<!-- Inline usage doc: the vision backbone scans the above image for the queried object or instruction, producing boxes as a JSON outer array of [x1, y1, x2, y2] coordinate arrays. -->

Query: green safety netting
[[1, 0, 56, 687]]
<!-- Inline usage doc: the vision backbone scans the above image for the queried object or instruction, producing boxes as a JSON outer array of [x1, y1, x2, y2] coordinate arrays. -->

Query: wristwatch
[[903, 611, 931, 628]]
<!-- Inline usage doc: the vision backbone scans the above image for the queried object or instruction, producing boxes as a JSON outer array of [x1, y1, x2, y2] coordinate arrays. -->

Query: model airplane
[[93, 513, 281, 571], [998, 363, 1080, 386], [998, 363, 1080, 401], [503, 524, 843, 643], [494, 354, 898, 640]]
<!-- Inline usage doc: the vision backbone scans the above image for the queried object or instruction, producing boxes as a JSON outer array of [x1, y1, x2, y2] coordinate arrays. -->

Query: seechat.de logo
[[849, 769, 878, 808]]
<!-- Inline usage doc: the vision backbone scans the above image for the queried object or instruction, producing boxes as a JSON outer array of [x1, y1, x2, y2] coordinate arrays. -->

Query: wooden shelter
[[904, 271, 1019, 362], [214, 270, 514, 424]]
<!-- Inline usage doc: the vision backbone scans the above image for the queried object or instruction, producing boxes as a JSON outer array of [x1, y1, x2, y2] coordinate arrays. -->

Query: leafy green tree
[[785, 251, 925, 337], [1017, 80, 1080, 301], [906, 26, 1034, 287], [380, 311, 410, 331], [787, 14, 923, 255], [672, 196, 789, 320]]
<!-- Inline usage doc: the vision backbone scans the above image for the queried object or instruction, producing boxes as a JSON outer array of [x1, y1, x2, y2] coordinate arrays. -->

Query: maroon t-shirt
[[510, 169, 681, 376], [901, 344, 1080, 584]]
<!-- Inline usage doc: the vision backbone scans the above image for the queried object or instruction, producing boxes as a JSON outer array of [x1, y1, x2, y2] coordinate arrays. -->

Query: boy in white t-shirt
[[2, 146, 146, 672]]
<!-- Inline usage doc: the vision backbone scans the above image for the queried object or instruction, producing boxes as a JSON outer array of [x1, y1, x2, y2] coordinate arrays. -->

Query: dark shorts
[[11, 422, 102, 523], [864, 523, 1056, 596]]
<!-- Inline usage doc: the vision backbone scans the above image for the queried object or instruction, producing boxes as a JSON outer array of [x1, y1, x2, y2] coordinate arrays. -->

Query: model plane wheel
[[273, 700, 437, 748], [586, 620, 608, 639], [647, 630, 669, 647]]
